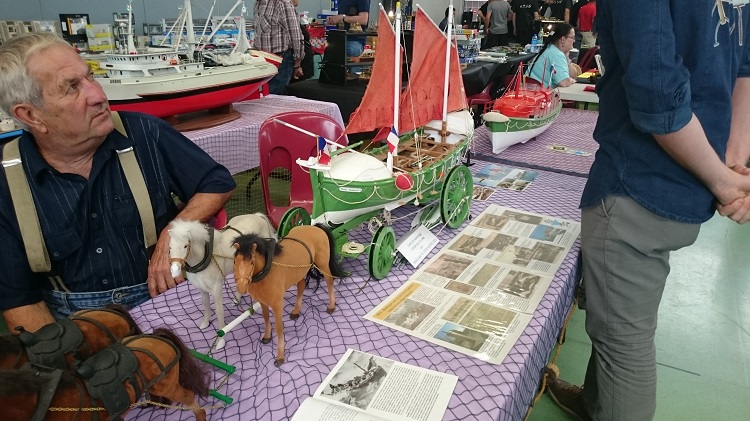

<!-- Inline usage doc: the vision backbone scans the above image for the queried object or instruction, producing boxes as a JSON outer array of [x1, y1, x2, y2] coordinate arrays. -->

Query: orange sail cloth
[[345, 9, 402, 135], [398, 8, 467, 133]]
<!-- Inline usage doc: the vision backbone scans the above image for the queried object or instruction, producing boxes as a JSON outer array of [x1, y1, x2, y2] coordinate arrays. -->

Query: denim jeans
[[267, 50, 294, 95], [347, 39, 365, 74], [43, 283, 150, 319]]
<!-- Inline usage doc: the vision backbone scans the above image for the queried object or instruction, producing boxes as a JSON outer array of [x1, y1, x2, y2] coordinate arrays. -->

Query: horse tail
[[104, 303, 143, 335], [152, 328, 210, 398], [314, 223, 347, 279]]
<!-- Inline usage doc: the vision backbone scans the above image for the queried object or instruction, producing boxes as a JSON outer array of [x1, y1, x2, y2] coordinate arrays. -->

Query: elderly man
[[0, 33, 236, 332]]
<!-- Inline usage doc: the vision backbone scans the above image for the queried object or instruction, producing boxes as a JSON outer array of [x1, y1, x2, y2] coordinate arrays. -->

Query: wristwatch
[[341, 15, 346, 24]]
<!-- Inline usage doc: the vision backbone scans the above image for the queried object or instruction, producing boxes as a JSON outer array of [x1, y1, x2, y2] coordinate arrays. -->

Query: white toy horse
[[168, 213, 277, 349]]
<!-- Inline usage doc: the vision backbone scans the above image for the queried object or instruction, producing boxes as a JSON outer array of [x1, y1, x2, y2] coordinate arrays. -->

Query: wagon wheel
[[278, 207, 311, 238], [368, 226, 396, 280], [440, 165, 472, 229]]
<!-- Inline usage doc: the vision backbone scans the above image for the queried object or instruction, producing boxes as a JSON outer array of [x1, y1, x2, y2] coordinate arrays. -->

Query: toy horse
[[232, 224, 346, 366], [1, 305, 141, 370], [0, 328, 209, 421], [168, 213, 276, 350]]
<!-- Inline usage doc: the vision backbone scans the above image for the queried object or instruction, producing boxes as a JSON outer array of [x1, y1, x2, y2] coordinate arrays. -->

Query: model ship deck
[[369, 134, 458, 173]]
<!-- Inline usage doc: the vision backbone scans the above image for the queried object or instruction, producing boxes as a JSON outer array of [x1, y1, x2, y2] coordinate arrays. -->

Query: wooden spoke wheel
[[368, 226, 396, 280], [277, 207, 311, 238], [440, 165, 472, 229]]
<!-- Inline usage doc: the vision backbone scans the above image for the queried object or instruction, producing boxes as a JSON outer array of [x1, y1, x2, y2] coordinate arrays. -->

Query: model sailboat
[[481, 60, 562, 153], [286, 2, 473, 279]]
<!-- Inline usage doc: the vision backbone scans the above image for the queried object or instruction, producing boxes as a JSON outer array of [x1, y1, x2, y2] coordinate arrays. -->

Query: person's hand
[[293, 66, 304, 79], [147, 228, 182, 297], [716, 165, 750, 223], [327, 15, 344, 25], [513, 28, 517, 36]]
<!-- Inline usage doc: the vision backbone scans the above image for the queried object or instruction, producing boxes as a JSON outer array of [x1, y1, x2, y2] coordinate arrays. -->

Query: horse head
[[232, 241, 257, 295], [168, 219, 211, 278]]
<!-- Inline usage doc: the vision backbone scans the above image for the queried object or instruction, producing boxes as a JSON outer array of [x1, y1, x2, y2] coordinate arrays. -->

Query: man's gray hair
[[0, 33, 72, 123]]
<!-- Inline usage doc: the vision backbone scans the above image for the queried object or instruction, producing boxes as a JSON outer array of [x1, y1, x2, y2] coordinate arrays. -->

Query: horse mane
[[0, 334, 22, 359], [103, 303, 143, 335], [151, 328, 210, 398], [251, 212, 278, 240], [169, 219, 211, 245], [233, 233, 282, 257], [0, 367, 77, 397]]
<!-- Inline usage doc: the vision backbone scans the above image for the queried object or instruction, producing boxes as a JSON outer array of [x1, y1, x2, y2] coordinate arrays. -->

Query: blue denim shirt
[[581, 0, 750, 223], [0, 112, 236, 310]]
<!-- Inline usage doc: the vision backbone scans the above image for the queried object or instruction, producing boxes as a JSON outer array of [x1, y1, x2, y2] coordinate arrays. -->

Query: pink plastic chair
[[258, 111, 348, 227]]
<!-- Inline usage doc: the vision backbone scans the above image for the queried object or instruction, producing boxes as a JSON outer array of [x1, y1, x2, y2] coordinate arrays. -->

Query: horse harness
[[250, 237, 314, 283], [181, 224, 244, 273]]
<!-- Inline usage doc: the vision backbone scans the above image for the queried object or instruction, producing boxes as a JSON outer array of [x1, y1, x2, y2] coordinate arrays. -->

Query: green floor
[[529, 214, 750, 420]]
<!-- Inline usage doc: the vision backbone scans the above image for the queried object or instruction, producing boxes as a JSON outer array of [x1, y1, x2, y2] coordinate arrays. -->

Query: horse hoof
[[216, 338, 226, 350], [199, 321, 210, 330], [274, 358, 285, 367], [327, 307, 336, 314], [261, 337, 272, 344], [290, 313, 300, 320]]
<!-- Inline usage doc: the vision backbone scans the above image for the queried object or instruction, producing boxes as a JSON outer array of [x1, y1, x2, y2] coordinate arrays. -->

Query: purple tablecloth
[[472, 108, 598, 177], [184, 95, 345, 176], [126, 160, 584, 421]]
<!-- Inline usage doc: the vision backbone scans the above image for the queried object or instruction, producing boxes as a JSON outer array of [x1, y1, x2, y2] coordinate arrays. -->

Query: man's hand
[[147, 227, 182, 297], [293, 66, 304, 79], [717, 165, 750, 223], [327, 15, 344, 25]]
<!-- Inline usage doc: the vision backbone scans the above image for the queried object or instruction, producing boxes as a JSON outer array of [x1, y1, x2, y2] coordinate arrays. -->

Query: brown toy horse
[[0, 328, 209, 421], [1, 305, 141, 370], [233, 224, 346, 366]]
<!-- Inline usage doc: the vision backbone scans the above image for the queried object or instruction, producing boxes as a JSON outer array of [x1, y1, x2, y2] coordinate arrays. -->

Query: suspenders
[[1, 112, 157, 286]]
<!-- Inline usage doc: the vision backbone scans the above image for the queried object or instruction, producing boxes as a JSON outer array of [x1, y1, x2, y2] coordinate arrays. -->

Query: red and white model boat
[[100, 0, 280, 119]]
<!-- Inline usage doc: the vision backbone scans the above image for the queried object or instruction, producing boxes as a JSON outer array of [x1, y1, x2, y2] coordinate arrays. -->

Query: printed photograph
[[424, 253, 473, 279], [448, 234, 488, 256], [320, 350, 394, 410], [502, 210, 543, 225], [473, 213, 511, 231], [530, 225, 567, 243], [384, 299, 435, 331], [472, 185, 496, 201], [444, 280, 477, 295], [497, 270, 541, 299], [434, 322, 489, 352]]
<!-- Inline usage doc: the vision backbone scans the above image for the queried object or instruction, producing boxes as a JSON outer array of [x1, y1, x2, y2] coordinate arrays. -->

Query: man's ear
[[12, 103, 47, 134]]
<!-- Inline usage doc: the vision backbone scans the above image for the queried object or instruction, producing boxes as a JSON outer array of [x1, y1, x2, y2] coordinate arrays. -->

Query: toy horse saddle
[[17, 318, 84, 369], [76, 342, 141, 421]]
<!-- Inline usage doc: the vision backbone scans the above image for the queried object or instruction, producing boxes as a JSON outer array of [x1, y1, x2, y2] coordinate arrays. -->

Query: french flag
[[317, 136, 331, 165], [387, 126, 399, 155]]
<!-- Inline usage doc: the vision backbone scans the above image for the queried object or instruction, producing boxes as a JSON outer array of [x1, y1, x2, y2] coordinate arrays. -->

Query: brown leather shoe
[[545, 364, 592, 421]]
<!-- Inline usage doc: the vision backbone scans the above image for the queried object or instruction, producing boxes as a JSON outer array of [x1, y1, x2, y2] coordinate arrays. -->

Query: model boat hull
[[484, 101, 562, 153], [310, 131, 469, 225], [101, 63, 277, 118]]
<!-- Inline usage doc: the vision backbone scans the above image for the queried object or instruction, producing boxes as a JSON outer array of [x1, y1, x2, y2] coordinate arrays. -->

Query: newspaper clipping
[[291, 349, 458, 421], [364, 205, 580, 364]]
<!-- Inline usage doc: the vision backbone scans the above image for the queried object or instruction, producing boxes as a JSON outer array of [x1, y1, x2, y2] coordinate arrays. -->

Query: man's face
[[25, 44, 113, 143], [292, 0, 299, 6]]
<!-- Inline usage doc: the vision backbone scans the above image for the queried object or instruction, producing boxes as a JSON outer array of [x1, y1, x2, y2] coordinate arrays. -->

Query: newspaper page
[[291, 349, 458, 421], [364, 280, 532, 364], [364, 205, 580, 364]]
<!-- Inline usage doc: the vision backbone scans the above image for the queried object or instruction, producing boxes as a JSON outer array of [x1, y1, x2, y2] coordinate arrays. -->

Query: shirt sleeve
[[145, 116, 236, 202], [602, 0, 692, 135], [284, 1, 305, 61], [550, 49, 570, 86]]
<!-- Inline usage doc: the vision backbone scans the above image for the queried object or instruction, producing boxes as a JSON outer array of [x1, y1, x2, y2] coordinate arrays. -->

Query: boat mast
[[440, 0, 454, 138], [387, 2, 402, 173], [204, 0, 244, 47], [185, 0, 196, 56], [199, 0, 217, 45], [125, 0, 137, 54]]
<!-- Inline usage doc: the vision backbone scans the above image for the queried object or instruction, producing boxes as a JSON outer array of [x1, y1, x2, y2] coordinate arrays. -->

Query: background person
[[577, 0, 597, 48], [254, 0, 305, 94], [526, 22, 579, 87], [326, 0, 371, 74], [0, 33, 236, 332], [485, 0, 514, 48], [513, 0, 541, 46], [546, 1, 750, 420]]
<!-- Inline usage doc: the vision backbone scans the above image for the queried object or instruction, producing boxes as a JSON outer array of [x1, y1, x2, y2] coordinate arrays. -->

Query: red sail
[[345, 9, 402, 135], [398, 8, 467, 133]]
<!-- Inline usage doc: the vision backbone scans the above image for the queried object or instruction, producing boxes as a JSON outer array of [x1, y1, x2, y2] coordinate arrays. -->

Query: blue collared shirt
[[527, 43, 571, 88], [581, 0, 750, 223], [0, 112, 236, 310]]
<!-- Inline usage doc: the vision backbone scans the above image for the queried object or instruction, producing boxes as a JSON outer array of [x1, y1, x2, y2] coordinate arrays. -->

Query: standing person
[[577, 0, 596, 48], [485, 0, 514, 48], [326, 0, 371, 73], [513, 0, 541, 46], [569, 0, 589, 48], [542, 0, 572, 22], [439, 6, 455, 32], [254, 0, 305, 94], [546, 1, 750, 421], [478, 1, 490, 48], [0, 33, 236, 332]]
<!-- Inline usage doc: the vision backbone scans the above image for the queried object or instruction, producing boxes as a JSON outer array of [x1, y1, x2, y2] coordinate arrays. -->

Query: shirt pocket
[[45, 228, 83, 261], [114, 186, 168, 228]]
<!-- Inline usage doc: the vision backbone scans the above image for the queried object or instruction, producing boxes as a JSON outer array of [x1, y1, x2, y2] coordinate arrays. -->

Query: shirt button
[[102, 279, 109, 285], [92, 213, 98, 218], [52, 251, 59, 257], [96, 247, 103, 254]]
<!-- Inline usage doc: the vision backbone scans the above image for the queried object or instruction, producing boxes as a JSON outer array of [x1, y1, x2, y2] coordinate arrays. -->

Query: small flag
[[317, 136, 331, 165], [387, 126, 399, 154], [551, 63, 557, 74]]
